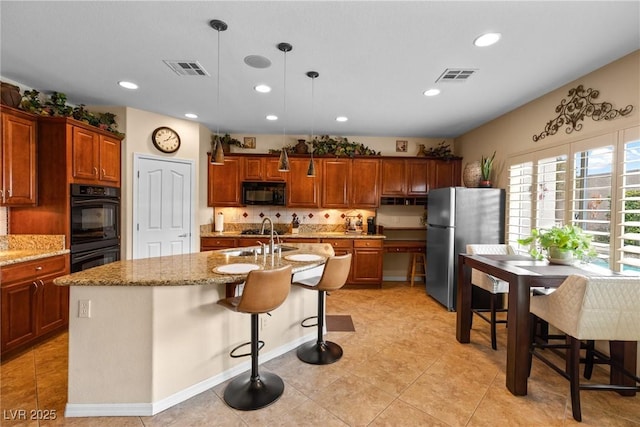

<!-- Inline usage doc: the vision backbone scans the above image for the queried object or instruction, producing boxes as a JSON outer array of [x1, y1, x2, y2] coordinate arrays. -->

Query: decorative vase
[[416, 144, 426, 156], [547, 246, 575, 265], [221, 141, 231, 154], [1, 82, 21, 108], [295, 139, 308, 154], [463, 161, 482, 187]]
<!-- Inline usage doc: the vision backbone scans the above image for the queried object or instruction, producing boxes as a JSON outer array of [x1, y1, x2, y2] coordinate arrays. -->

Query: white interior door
[[134, 154, 194, 259]]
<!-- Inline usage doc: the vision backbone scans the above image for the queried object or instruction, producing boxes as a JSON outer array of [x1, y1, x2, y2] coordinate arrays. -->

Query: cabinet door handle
[[93, 167, 98, 175], [35, 266, 43, 271], [102, 168, 106, 176], [32, 281, 38, 293], [7, 189, 11, 197]]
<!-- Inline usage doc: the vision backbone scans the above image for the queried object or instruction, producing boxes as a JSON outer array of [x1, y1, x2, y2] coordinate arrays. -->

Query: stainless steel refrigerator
[[426, 187, 505, 311]]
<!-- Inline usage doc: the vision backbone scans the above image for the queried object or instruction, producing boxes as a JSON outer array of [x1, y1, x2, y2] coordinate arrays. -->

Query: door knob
[[178, 233, 188, 237]]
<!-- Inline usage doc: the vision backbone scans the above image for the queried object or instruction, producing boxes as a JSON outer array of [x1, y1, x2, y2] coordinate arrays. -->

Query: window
[[507, 127, 638, 275], [619, 128, 640, 273]]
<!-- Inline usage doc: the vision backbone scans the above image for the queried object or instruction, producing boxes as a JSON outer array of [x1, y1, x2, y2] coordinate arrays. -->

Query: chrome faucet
[[260, 217, 275, 254]]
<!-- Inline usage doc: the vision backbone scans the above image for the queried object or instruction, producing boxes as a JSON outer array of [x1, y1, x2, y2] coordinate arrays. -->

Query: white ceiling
[[1, 1, 639, 139]]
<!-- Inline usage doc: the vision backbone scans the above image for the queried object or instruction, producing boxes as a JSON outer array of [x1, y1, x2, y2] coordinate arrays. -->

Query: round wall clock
[[151, 127, 181, 153]]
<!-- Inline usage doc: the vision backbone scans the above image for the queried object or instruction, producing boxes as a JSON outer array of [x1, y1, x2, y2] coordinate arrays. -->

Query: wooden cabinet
[[322, 158, 380, 208], [208, 156, 243, 207], [381, 159, 406, 196], [71, 125, 121, 186], [1, 254, 70, 358], [287, 158, 321, 208], [352, 239, 383, 286], [321, 238, 383, 287], [0, 106, 38, 206], [428, 158, 461, 189], [200, 237, 237, 251], [407, 159, 428, 196], [243, 156, 285, 181]]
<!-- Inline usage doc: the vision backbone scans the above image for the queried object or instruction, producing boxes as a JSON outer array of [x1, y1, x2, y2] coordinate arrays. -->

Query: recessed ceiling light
[[473, 32, 501, 47], [118, 81, 138, 90], [423, 88, 441, 97], [254, 84, 271, 93], [336, 116, 348, 122], [266, 114, 278, 121], [185, 113, 198, 119]]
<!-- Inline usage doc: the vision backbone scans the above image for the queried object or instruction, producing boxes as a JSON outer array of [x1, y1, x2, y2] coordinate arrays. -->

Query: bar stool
[[217, 265, 292, 411], [466, 244, 514, 350], [409, 252, 426, 286], [529, 274, 640, 422], [293, 254, 352, 365]]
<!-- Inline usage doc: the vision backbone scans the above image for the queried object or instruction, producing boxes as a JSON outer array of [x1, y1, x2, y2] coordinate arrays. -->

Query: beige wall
[[455, 50, 640, 189]]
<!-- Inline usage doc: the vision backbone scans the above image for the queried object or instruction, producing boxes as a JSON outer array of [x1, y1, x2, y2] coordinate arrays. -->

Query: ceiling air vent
[[163, 60, 210, 76], [435, 68, 478, 83]]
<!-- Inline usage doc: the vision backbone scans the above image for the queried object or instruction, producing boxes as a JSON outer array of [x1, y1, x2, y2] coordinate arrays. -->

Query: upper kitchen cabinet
[[323, 158, 380, 208], [380, 158, 406, 196], [428, 158, 461, 190], [287, 157, 321, 208], [243, 155, 285, 182], [38, 117, 123, 187], [207, 155, 243, 207], [71, 126, 121, 186], [0, 106, 38, 206]]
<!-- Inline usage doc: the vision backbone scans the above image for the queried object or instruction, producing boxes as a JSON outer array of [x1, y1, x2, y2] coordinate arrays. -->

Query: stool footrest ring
[[230, 340, 265, 358], [300, 316, 318, 328]]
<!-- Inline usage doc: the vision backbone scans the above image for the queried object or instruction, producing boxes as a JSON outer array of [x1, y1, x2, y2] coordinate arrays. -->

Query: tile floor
[[1, 282, 638, 426]]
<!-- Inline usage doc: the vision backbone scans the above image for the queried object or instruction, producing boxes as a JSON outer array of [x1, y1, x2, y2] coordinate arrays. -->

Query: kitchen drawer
[[354, 239, 383, 248], [1, 255, 67, 285], [200, 237, 237, 251], [321, 239, 353, 249]]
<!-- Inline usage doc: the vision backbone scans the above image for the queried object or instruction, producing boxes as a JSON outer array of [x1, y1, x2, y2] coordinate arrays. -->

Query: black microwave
[[242, 181, 286, 206]]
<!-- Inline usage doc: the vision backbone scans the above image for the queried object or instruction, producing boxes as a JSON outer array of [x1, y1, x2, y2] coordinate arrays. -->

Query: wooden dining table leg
[[609, 341, 637, 396], [506, 276, 531, 396], [456, 254, 472, 343]]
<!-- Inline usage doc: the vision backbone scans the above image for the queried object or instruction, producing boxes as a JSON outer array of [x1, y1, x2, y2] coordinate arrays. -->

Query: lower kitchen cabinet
[[352, 239, 383, 286], [1, 254, 69, 358], [321, 238, 383, 287]]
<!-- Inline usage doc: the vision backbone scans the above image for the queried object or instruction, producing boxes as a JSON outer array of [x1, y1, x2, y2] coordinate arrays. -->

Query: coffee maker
[[366, 216, 376, 235]]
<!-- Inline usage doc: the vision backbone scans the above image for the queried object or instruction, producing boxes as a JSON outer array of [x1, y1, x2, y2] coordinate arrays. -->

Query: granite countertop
[[0, 235, 69, 267], [54, 242, 333, 287], [201, 230, 386, 239]]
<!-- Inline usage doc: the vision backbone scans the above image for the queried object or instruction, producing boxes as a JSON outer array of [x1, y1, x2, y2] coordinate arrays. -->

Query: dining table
[[455, 253, 637, 397]]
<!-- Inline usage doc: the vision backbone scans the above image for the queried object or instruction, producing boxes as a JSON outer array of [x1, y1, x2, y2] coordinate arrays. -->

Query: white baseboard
[[64, 332, 315, 417]]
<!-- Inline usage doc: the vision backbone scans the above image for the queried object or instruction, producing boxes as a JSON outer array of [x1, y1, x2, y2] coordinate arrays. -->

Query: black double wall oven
[[70, 184, 121, 272]]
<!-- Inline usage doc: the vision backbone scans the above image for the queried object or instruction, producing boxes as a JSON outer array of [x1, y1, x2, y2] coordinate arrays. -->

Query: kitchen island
[[54, 243, 332, 417]]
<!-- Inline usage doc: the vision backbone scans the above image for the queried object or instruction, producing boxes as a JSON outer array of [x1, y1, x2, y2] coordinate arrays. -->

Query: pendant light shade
[[306, 71, 319, 177], [210, 19, 228, 165], [278, 148, 290, 172], [277, 42, 292, 172]]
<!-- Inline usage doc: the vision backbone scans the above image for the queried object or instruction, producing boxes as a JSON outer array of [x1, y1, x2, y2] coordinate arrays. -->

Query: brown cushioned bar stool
[[217, 265, 292, 411], [293, 253, 352, 365]]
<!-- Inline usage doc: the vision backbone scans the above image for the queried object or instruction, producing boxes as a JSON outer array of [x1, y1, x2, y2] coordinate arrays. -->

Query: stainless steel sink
[[219, 245, 298, 256]]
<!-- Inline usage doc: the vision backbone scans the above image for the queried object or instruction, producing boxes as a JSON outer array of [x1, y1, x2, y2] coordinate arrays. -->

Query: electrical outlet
[[78, 300, 91, 318], [260, 316, 268, 331]]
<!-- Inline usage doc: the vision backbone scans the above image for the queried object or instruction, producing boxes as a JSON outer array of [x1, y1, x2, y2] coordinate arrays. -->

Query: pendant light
[[306, 71, 319, 177], [277, 42, 292, 172], [210, 19, 228, 165]]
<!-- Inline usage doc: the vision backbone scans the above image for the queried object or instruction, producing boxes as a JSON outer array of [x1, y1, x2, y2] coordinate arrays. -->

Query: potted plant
[[517, 224, 597, 264], [211, 133, 243, 153], [479, 151, 496, 187]]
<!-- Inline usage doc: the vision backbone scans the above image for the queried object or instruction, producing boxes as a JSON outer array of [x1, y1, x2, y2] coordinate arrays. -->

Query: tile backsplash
[[0, 207, 7, 235]]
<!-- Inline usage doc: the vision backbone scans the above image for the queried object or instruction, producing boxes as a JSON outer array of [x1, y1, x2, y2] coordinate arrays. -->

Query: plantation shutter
[[507, 159, 533, 253], [618, 127, 640, 273], [571, 134, 615, 268], [536, 154, 568, 230]]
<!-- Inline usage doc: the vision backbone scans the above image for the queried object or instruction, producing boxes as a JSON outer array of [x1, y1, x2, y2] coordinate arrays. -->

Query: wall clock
[[151, 127, 181, 153]]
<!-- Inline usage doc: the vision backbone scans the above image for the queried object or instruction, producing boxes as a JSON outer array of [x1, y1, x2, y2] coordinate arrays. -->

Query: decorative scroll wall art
[[533, 85, 634, 142]]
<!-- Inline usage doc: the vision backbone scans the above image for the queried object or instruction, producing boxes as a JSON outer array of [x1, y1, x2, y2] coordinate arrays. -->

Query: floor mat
[[326, 315, 355, 332]]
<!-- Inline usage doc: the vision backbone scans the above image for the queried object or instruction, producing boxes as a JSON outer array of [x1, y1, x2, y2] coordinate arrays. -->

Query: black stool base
[[223, 372, 284, 411], [297, 341, 343, 365]]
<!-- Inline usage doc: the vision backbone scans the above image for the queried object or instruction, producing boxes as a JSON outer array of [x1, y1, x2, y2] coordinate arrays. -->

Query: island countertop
[[54, 242, 333, 287]]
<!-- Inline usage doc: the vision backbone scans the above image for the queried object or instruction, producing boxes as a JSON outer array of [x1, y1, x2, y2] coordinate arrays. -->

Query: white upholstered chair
[[466, 244, 515, 350], [529, 274, 640, 422]]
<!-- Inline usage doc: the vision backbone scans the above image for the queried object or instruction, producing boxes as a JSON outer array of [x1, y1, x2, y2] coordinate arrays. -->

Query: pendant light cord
[[283, 49, 287, 145]]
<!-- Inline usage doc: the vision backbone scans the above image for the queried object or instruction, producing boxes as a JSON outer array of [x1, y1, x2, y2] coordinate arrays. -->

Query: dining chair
[[529, 274, 640, 422], [466, 244, 514, 350]]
